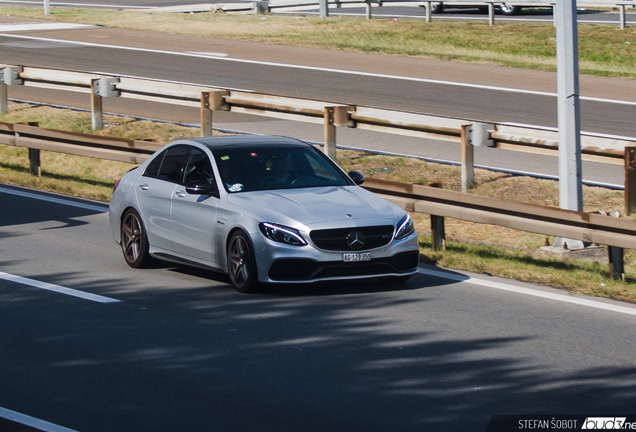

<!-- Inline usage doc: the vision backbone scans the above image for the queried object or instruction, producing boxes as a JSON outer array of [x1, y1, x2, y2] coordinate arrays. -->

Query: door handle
[[175, 191, 186, 198], [139, 184, 149, 191]]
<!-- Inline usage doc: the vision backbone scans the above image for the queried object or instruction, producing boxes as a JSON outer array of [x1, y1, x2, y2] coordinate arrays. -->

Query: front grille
[[268, 251, 419, 281], [310, 225, 394, 251]]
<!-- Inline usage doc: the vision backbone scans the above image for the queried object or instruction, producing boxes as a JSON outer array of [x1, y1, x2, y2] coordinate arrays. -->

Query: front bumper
[[268, 251, 419, 282], [253, 230, 420, 284]]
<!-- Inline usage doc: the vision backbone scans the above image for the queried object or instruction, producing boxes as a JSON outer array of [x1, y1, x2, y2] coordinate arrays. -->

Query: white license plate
[[343, 252, 371, 262]]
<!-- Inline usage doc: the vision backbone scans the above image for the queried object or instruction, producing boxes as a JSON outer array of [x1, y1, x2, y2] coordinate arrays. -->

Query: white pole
[[556, 0, 582, 211], [44, 0, 50, 15]]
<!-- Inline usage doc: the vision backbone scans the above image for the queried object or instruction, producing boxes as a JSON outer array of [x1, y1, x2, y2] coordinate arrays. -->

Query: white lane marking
[[0, 271, 120, 303], [419, 267, 636, 317], [0, 23, 95, 32], [0, 407, 80, 432], [187, 51, 229, 57], [0, 186, 108, 213], [0, 32, 635, 107]]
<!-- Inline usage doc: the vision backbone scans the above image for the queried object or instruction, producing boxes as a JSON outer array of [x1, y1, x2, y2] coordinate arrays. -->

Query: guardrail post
[[488, 2, 495, 26], [0, 66, 24, 113], [320, 0, 329, 18], [625, 147, 636, 214], [609, 243, 625, 281], [429, 182, 445, 251], [252, 1, 268, 13], [619, 4, 627, 29], [552, 2, 557, 27], [365, 1, 372, 19], [91, 81, 103, 131], [201, 92, 212, 137], [608, 211, 625, 281], [91, 77, 120, 131], [0, 83, 6, 114], [431, 214, 445, 251], [461, 124, 474, 192], [324, 106, 336, 160], [200, 90, 230, 137], [18, 121, 41, 176], [29, 148, 41, 177], [425, 1, 431, 23]]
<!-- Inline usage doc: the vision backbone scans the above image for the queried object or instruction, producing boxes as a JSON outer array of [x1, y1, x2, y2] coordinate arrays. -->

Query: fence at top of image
[[1, 64, 636, 279], [1, 64, 633, 182], [163, 0, 636, 28]]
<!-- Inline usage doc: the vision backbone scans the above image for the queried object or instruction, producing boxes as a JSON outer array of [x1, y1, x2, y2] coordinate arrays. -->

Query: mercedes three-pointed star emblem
[[346, 230, 366, 251]]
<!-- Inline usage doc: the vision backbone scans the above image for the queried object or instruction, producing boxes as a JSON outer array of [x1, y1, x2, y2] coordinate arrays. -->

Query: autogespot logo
[[582, 418, 629, 429]]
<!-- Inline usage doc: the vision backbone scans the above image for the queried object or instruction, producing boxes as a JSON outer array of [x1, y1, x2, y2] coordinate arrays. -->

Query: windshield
[[214, 145, 351, 193]]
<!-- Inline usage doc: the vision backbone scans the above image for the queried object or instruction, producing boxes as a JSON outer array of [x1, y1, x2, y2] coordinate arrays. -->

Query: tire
[[499, 4, 519, 15], [121, 208, 156, 268], [227, 231, 259, 293]]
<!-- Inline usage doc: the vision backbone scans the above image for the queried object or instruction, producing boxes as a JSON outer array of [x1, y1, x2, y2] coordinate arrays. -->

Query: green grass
[[1, 8, 636, 78]]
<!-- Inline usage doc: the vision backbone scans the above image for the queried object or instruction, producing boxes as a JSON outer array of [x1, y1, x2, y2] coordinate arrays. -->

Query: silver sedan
[[109, 136, 420, 293]]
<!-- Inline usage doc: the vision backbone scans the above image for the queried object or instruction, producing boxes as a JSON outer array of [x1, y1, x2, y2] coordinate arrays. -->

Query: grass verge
[[1, 7, 636, 78], [1, 101, 635, 302]]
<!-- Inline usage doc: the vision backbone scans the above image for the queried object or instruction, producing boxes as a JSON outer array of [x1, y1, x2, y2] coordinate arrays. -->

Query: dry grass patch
[[0, 102, 210, 200]]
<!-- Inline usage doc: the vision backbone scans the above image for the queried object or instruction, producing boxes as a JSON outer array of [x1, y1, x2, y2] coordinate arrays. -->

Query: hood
[[227, 186, 400, 227]]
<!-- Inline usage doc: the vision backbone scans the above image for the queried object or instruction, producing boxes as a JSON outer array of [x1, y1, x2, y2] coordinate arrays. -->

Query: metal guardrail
[[0, 116, 632, 278], [363, 177, 636, 250], [363, 177, 634, 279], [1, 117, 634, 251], [0, 121, 162, 164], [2, 64, 636, 198]]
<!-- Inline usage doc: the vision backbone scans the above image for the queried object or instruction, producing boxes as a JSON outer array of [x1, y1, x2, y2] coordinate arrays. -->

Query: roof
[[189, 135, 310, 150]]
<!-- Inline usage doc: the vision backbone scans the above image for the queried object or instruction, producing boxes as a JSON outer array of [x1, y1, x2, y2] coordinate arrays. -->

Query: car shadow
[[0, 184, 108, 229], [161, 261, 468, 296]]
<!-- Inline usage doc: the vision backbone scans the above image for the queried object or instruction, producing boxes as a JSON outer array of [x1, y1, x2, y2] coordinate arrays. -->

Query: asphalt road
[[2, 182, 636, 432], [2, 10, 636, 432], [0, 20, 634, 186]]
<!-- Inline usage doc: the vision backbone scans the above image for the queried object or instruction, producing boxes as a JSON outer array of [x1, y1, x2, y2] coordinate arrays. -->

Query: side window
[[157, 145, 191, 183], [184, 148, 216, 187], [143, 149, 167, 179]]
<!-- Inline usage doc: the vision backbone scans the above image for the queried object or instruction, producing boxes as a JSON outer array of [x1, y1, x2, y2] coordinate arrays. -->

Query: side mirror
[[186, 180, 218, 197], [348, 170, 365, 185]]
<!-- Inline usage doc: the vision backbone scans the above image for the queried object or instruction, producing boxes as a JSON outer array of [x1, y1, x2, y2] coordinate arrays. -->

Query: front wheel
[[499, 4, 519, 15], [121, 208, 156, 268], [227, 231, 260, 293]]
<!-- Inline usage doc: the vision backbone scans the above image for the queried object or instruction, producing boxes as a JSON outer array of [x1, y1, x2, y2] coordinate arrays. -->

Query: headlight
[[395, 214, 414, 239], [260, 223, 307, 246]]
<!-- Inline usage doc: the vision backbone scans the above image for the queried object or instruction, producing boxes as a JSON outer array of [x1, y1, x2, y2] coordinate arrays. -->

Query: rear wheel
[[121, 208, 155, 268], [227, 231, 259, 293]]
